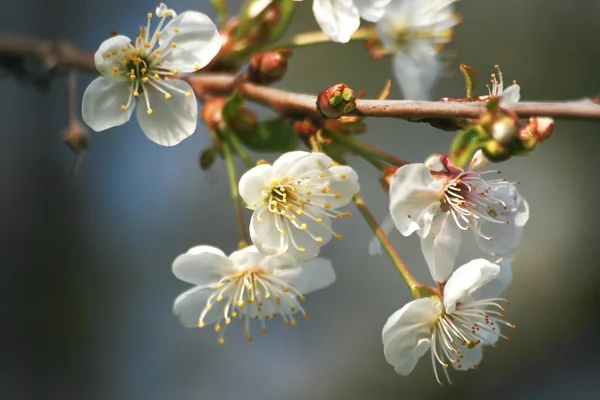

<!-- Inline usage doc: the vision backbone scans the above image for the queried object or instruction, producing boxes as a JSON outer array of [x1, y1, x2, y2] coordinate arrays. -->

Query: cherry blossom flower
[[173, 245, 336, 343], [82, 3, 221, 146], [389, 151, 528, 282], [376, 0, 460, 100], [382, 257, 514, 386], [239, 151, 359, 260]]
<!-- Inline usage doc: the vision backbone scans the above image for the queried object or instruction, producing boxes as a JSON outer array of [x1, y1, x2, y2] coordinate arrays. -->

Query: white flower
[[382, 258, 514, 385], [172, 245, 336, 343], [82, 3, 221, 146], [239, 151, 360, 260], [376, 0, 460, 100], [389, 151, 529, 282], [483, 65, 521, 106]]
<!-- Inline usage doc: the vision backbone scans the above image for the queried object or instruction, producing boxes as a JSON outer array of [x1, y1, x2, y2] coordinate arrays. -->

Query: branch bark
[[3, 34, 600, 121]]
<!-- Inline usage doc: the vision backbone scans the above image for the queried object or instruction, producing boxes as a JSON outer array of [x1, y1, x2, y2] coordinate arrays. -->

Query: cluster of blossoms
[[77, 0, 551, 388], [173, 151, 360, 343]]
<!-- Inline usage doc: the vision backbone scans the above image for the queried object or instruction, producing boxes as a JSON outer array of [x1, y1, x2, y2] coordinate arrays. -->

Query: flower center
[[430, 297, 515, 386], [440, 170, 516, 240], [255, 172, 350, 253], [101, 10, 196, 115], [197, 269, 308, 344]]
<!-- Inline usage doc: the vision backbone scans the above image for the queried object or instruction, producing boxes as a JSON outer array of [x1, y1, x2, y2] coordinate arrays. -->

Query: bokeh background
[[3, 0, 600, 399]]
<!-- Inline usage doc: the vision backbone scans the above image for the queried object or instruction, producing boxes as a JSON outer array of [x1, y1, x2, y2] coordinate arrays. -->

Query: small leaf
[[450, 126, 488, 168], [236, 118, 300, 152], [200, 146, 219, 170], [460, 64, 478, 101], [222, 90, 245, 122]]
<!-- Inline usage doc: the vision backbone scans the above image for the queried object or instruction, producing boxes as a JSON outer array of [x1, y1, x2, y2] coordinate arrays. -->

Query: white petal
[[353, 0, 391, 22], [473, 256, 513, 300], [274, 258, 336, 294], [172, 246, 233, 286], [313, 0, 360, 43], [424, 153, 445, 172], [420, 214, 462, 283], [392, 41, 441, 100], [382, 298, 441, 370], [238, 164, 273, 207], [136, 79, 198, 146], [273, 151, 332, 178], [474, 184, 529, 255], [443, 259, 500, 313], [228, 245, 270, 270], [394, 338, 431, 376], [451, 345, 483, 371], [159, 11, 221, 73], [249, 208, 332, 261], [328, 165, 360, 206], [93, 35, 132, 74], [468, 150, 489, 172], [82, 77, 134, 132], [173, 286, 222, 327], [500, 84, 521, 105], [389, 163, 442, 237]]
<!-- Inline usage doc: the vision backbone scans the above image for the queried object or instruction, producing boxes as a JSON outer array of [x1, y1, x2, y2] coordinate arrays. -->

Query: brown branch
[[3, 33, 600, 121]]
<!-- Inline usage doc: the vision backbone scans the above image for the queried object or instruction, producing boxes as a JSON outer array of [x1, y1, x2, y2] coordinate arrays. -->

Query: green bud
[[317, 84, 356, 119]]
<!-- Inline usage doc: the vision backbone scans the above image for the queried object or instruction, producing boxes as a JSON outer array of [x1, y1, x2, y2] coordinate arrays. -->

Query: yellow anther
[[198, 321, 205, 328], [172, 69, 179, 75], [316, 217, 323, 223], [185, 91, 191, 97], [280, 230, 286, 236], [144, 43, 151, 48], [225, 318, 231, 325], [261, 329, 268, 335], [120, 105, 126, 111], [218, 337, 225, 344], [324, 203, 331, 209], [238, 300, 244, 308], [339, 173, 346, 179], [284, 322, 290, 328], [154, 73, 159, 80], [290, 306, 296, 312], [298, 247, 306, 252], [173, 28, 180, 33], [291, 319, 298, 326], [147, 12, 152, 18], [232, 311, 238, 317], [171, 42, 177, 48], [319, 173, 325, 178], [300, 296, 306, 302], [140, 68, 147, 74], [300, 223, 307, 230], [336, 213, 342, 219], [247, 337, 253, 343], [344, 212, 351, 217], [296, 209, 303, 215], [316, 237, 324, 243], [165, 93, 172, 99], [146, 109, 153, 115], [241, 329, 247, 336], [303, 314, 309, 320], [143, 77, 149, 82], [206, 305, 212, 311], [257, 217, 263, 222], [334, 193, 341, 199], [216, 283, 223, 289], [216, 295, 223, 302], [306, 191, 312, 195], [155, 33, 162, 39], [215, 324, 221, 332], [257, 159, 270, 166], [335, 234, 342, 240], [194, 64, 200, 71]]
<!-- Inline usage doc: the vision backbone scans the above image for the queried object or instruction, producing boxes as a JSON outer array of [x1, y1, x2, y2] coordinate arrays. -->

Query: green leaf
[[236, 118, 300, 152], [222, 90, 244, 122], [211, 0, 228, 27], [460, 64, 478, 101], [450, 126, 488, 168]]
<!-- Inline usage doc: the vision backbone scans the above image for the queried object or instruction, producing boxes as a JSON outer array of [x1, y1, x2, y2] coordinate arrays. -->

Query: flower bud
[[491, 115, 520, 145], [247, 49, 292, 84], [201, 98, 226, 131], [317, 84, 356, 119], [527, 117, 554, 143], [293, 118, 319, 138], [482, 140, 511, 162], [230, 108, 259, 134], [380, 166, 398, 194]]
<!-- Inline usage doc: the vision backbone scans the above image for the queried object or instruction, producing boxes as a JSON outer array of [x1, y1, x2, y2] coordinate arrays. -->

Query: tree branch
[[3, 34, 600, 121]]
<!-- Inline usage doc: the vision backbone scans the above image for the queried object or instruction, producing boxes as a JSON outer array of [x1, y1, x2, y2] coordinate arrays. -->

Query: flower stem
[[352, 194, 420, 296], [226, 133, 254, 169], [325, 130, 386, 171], [221, 141, 250, 247], [271, 26, 376, 50]]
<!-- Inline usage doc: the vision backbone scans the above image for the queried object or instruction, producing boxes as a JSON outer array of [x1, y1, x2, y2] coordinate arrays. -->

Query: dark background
[[2, 0, 600, 399]]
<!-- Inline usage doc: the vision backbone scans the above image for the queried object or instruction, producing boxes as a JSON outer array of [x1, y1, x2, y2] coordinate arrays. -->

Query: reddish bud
[[248, 49, 292, 84], [525, 117, 554, 143], [380, 166, 398, 193], [293, 119, 319, 138], [230, 108, 259, 134], [201, 98, 226, 131], [317, 84, 356, 119]]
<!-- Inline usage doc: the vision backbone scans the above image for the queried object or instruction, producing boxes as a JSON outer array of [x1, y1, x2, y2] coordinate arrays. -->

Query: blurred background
[[2, 0, 600, 399]]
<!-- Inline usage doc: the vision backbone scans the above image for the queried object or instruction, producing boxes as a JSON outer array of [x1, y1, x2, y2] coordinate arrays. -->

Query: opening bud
[[491, 114, 520, 145], [317, 84, 356, 119], [248, 49, 292, 84], [201, 98, 227, 131]]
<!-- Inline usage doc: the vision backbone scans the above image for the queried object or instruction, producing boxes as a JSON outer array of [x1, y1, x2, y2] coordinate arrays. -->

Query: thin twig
[[3, 34, 600, 121]]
